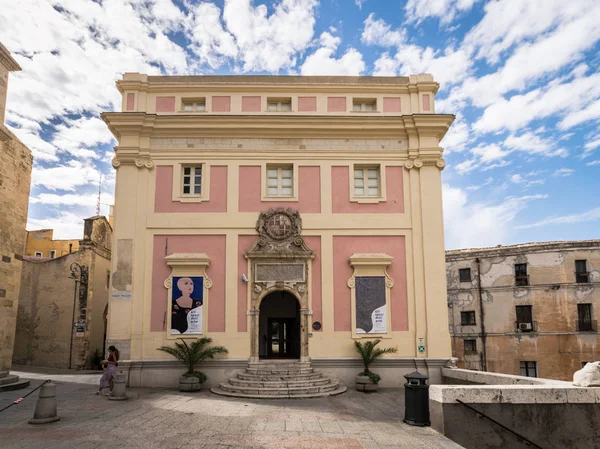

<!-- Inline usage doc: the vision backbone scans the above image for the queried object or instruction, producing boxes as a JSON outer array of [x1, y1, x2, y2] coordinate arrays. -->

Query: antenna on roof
[[96, 175, 102, 216]]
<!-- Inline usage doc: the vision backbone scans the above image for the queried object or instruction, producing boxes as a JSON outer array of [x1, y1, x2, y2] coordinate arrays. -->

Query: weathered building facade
[[24, 229, 80, 259], [447, 240, 600, 381], [13, 216, 112, 369], [0, 42, 33, 387], [102, 73, 454, 389]]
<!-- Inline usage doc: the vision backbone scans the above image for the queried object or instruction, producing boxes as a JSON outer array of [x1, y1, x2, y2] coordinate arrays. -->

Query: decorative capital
[[404, 160, 414, 170], [414, 158, 423, 169], [111, 156, 154, 170], [436, 158, 446, 170]]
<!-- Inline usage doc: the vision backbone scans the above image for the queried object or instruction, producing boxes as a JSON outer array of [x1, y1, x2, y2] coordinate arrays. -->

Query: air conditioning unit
[[519, 322, 532, 331]]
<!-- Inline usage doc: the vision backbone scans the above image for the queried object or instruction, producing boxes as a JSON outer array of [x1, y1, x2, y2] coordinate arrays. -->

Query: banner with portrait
[[171, 276, 204, 335]]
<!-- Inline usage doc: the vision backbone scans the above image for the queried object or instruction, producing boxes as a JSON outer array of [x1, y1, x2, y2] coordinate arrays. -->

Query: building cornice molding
[[0, 125, 11, 142], [101, 112, 455, 141], [0, 42, 21, 71]]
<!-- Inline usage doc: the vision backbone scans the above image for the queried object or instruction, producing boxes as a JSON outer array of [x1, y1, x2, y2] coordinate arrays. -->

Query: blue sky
[[1, 0, 599, 249]]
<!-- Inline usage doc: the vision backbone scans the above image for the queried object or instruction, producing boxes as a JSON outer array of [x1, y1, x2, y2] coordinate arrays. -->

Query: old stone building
[[102, 73, 454, 395], [447, 240, 600, 381], [24, 229, 80, 259], [13, 216, 112, 369], [0, 42, 33, 390]]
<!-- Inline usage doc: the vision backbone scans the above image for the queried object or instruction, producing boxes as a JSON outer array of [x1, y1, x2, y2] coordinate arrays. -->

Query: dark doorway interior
[[259, 291, 300, 359]]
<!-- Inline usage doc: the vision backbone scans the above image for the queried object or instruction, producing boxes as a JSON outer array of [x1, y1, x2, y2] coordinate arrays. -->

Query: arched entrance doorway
[[259, 291, 300, 359]]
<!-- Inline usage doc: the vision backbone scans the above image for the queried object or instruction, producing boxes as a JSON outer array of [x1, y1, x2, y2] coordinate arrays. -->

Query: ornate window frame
[[171, 163, 211, 203], [347, 253, 394, 339], [163, 253, 212, 339]]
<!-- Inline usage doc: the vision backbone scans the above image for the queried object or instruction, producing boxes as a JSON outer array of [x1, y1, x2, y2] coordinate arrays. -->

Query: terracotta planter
[[179, 375, 201, 392], [355, 374, 378, 392]]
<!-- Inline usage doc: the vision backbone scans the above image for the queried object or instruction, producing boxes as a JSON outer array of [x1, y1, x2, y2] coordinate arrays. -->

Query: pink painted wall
[[327, 97, 346, 112], [298, 97, 317, 112], [151, 235, 226, 332], [332, 236, 408, 332], [331, 166, 404, 214], [212, 96, 231, 112], [383, 97, 401, 113], [422, 94, 431, 112], [237, 235, 255, 332], [154, 166, 228, 213], [238, 166, 321, 213], [304, 236, 322, 329], [242, 96, 261, 112], [126, 93, 135, 111], [156, 96, 176, 112]]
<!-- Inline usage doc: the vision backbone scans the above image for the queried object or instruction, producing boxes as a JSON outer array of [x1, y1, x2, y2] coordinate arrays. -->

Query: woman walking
[[96, 345, 119, 395]]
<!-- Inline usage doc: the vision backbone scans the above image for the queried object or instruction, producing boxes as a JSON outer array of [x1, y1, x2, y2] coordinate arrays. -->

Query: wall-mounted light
[[241, 273, 249, 283]]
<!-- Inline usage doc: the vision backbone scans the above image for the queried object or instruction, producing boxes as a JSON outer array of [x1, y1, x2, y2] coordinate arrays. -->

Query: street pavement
[[0, 368, 464, 449]]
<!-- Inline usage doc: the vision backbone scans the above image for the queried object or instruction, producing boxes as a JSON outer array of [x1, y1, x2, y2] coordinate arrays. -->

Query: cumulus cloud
[[405, 0, 479, 25], [300, 32, 365, 76]]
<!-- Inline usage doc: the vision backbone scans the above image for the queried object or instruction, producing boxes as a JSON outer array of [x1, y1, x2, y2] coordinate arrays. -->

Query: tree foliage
[[354, 339, 397, 376], [158, 337, 228, 376]]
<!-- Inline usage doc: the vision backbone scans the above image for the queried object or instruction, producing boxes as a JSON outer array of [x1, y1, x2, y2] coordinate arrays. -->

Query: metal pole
[[68, 280, 78, 369], [475, 258, 487, 372]]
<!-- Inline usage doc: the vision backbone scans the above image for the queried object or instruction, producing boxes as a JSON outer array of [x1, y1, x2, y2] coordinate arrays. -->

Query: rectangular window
[[182, 99, 206, 112], [354, 167, 380, 197], [49, 250, 56, 259], [267, 98, 292, 112], [575, 260, 589, 283], [355, 276, 387, 334], [578, 303, 593, 332], [106, 270, 111, 289], [35, 252, 42, 257], [353, 98, 376, 112], [461, 311, 476, 326], [464, 339, 477, 354], [516, 305, 533, 332], [182, 166, 202, 195], [459, 268, 471, 283], [520, 361, 537, 377], [514, 263, 528, 286], [267, 166, 293, 197]]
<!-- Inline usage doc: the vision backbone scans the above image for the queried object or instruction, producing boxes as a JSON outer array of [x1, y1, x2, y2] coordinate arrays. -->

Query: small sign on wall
[[76, 327, 85, 337], [417, 337, 426, 354], [111, 290, 132, 300]]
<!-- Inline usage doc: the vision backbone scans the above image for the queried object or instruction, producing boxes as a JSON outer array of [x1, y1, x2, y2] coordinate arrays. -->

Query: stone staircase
[[211, 360, 346, 399], [0, 371, 30, 392]]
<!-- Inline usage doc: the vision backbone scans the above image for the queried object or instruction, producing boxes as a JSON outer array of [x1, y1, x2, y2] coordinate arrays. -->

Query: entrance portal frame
[[245, 208, 315, 362]]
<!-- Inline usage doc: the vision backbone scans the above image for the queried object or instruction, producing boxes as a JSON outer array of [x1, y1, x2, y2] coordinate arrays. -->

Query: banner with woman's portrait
[[171, 276, 204, 334]]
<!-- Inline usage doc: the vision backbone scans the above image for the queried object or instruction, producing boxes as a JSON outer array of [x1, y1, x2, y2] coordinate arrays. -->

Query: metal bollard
[[108, 373, 128, 401], [29, 382, 60, 424], [403, 371, 431, 427]]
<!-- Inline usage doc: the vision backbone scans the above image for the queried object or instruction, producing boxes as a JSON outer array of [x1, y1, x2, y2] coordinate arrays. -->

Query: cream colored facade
[[24, 229, 79, 259], [447, 240, 600, 381], [103, 74, 454, 388]]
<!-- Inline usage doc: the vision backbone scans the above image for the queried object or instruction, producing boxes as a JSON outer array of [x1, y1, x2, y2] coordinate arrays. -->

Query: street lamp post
[[68, 262, 87, 369]]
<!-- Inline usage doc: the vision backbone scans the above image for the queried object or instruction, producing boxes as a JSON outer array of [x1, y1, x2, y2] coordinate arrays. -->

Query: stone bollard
[[29, 382, 60, 424], [108, 373, 128, 401]]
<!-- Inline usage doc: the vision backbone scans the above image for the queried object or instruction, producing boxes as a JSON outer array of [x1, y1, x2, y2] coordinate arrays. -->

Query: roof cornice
[[0, 42, 21, 72]]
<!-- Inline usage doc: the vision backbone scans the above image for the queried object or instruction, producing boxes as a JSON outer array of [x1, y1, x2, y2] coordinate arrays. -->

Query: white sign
[[417, 337, 426, 354], [111, 290, 132, 300]]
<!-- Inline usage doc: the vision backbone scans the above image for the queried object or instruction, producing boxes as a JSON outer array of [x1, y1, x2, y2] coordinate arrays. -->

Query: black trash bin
[[403, 371, 431, 426]]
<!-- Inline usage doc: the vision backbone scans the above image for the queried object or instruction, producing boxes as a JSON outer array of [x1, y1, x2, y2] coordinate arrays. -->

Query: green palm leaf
[[354, 339, 397, 374], [158, 337, 228, 374]]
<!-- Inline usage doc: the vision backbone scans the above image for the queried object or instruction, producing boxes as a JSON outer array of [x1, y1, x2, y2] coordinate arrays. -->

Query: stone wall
[[0, 130, 33, 372]]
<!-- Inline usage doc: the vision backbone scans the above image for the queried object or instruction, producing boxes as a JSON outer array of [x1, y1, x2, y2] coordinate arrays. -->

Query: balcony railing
[[515, 321, 537, 333], [577, 320, 597, 332]]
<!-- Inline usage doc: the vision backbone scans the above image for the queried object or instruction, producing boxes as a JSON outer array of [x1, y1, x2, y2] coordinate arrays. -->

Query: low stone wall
[[431, 368, 600, 449], [118, 357, 451, 389]]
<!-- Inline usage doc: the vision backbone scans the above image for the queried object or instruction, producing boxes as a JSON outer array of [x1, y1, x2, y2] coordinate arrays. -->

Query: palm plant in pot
[[354, 339, 397, 392], [158, 337, 228, 392]]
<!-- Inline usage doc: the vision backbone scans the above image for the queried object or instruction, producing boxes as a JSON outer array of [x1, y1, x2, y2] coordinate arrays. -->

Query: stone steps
[[0, 373, 30, 392], [211, 360, 347, 399]]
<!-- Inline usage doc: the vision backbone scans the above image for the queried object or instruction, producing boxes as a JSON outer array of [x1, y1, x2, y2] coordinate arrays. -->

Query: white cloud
[[51, 116, 115, 160], [443, 183, 547, 249], [27, 211, 87, 240], [31, 160, 102, 191], [355, 0, 366, 9], [405, 0, 478, 25], [503, 132, 568, 157], [300, 32, 365, 76], [440, 114, 470, 153], [221, 0, 318, 72], [517, 207, 600, 229], [30, 192, 115, 207], [586, 161, 600, 166], [552, 168, 575, 177], [361, 13, 405, 47], [559, 99, 600, 129]]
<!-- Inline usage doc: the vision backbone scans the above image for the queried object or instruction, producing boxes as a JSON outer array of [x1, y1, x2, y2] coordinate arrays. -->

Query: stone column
[[248, 309, 259, 362], [300, 308, 310, 362]]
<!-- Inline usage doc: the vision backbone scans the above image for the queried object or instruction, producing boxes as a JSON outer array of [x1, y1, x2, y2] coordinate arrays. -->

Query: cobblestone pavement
[[0, 369, 464, 449]]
